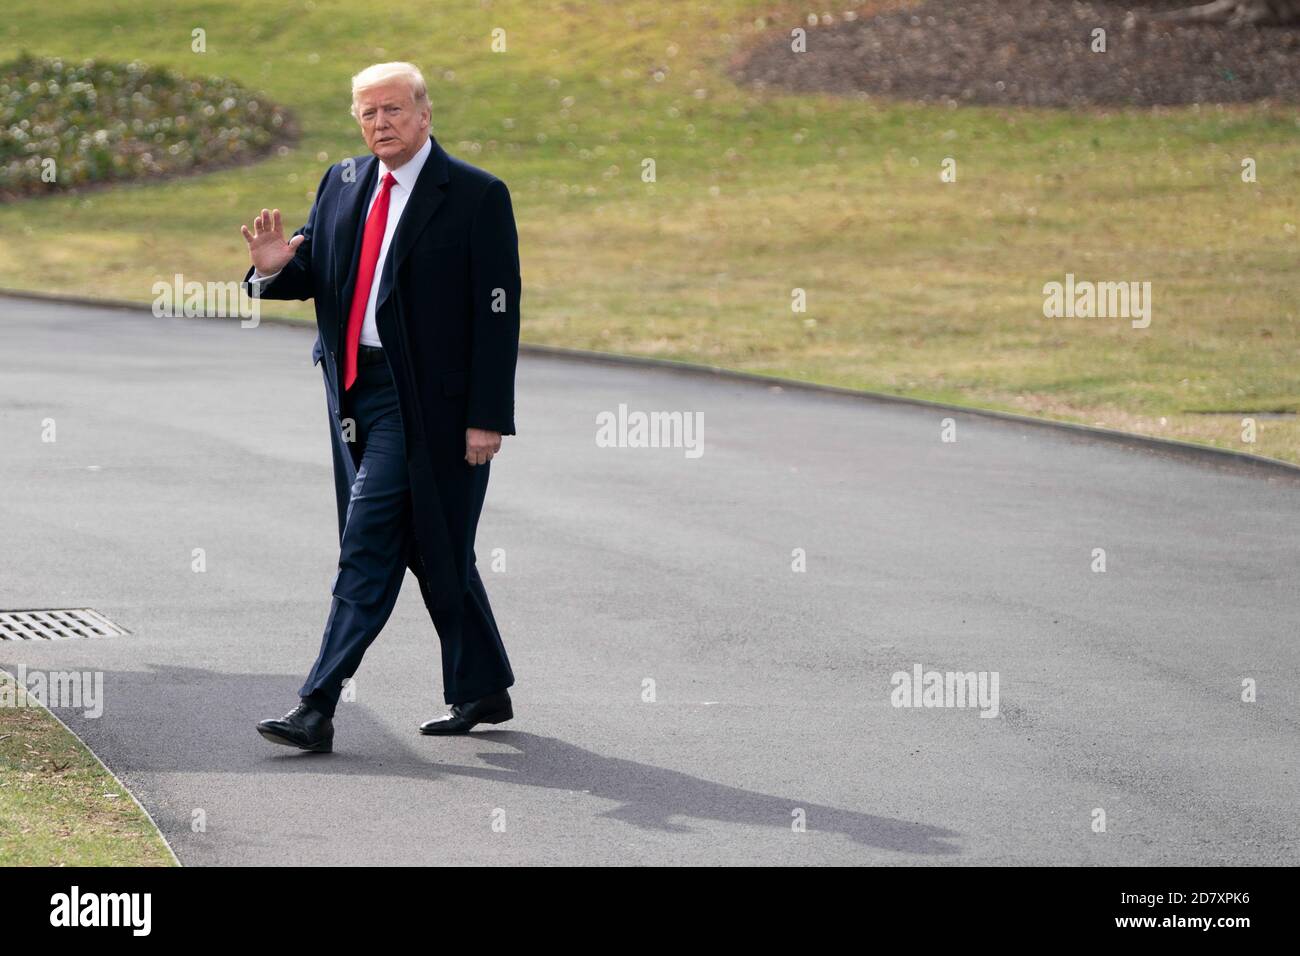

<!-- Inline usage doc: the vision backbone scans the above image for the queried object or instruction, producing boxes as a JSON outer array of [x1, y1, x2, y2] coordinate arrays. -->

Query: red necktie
[[343, 171, 397, 391]]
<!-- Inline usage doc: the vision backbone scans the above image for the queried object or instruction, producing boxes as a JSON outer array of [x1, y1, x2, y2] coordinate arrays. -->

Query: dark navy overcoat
[[243, 134, 520, 613]]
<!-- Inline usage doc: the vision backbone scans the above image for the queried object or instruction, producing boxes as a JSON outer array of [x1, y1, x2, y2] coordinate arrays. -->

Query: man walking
[[241, 62, 519, 751]]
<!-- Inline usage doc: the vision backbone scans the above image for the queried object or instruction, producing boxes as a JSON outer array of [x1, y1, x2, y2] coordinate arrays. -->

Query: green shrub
[[0, 53, 292, 200]]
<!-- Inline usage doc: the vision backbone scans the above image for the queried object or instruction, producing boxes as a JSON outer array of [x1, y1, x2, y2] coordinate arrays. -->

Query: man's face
[[354, 80, 429, 168]]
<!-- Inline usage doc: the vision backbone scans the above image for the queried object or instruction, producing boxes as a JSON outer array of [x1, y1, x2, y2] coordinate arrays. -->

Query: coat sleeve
[[466, 177, 521, 436], [240, 164, 333, 302]]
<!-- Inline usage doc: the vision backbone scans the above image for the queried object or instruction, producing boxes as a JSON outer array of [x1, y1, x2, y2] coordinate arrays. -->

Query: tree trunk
[[1137, 0, 1300, 25]]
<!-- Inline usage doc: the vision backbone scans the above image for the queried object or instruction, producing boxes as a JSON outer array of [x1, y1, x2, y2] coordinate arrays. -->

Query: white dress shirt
[[251, 135, 432, 348]]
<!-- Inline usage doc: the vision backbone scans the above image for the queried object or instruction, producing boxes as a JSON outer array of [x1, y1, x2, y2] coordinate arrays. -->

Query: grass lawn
[[1, 0, 1296, 461], [0, 670, 175, 866]]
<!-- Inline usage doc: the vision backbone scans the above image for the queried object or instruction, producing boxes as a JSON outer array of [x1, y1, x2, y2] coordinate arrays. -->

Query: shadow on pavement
[[16, 662, 962, 858]]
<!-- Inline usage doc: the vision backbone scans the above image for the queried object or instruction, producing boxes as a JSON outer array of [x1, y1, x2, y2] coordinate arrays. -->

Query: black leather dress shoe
[[256, 701, 334, 752], [419, 690, 513, 735]]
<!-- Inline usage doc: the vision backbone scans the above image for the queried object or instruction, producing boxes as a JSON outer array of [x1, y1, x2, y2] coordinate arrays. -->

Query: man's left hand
[[466, 427, 502, 466]]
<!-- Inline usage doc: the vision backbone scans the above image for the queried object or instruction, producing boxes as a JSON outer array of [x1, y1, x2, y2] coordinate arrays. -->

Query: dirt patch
[[731, 1, 1300, 107]]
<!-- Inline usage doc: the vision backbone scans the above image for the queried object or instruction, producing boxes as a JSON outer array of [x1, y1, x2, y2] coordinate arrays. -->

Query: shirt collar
[[379, 135, 432, 193]]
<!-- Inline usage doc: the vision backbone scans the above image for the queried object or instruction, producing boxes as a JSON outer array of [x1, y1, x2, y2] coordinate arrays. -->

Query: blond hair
[[350, 62, 429, 118]]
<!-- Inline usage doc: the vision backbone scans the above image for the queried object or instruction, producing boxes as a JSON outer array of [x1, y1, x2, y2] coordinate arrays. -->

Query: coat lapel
[[332, 154, 379, 337], [375, 135, 451, 312]]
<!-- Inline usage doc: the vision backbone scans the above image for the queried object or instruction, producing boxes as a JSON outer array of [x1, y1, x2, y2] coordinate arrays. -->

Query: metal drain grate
[[0, 609, 128, 641]]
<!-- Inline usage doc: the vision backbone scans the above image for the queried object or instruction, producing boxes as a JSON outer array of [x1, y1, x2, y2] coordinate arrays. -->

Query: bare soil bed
[[732, 1, 1300, 107]]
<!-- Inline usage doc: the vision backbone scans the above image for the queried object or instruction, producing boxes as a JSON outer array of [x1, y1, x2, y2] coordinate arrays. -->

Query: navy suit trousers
[[298, 352, 514, 717]]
